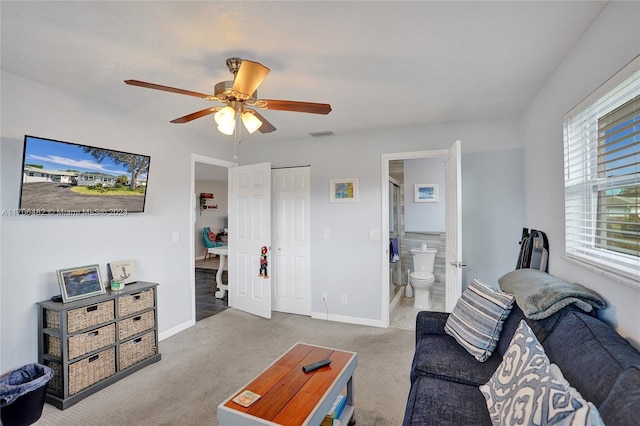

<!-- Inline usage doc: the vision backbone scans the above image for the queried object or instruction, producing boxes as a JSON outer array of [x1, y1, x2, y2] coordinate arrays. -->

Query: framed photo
[[330, 178, 359, 203], [57, 264, 105, 303], [414, 184, 438, 203], [108, 259, 137, 285]]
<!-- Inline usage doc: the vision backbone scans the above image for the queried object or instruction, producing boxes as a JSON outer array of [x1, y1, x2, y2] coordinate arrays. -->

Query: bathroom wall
[[399, 157, 446, 288], [404, 157, 446, 232]]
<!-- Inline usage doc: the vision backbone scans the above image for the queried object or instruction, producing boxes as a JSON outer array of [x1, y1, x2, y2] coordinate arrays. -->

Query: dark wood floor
[[195, 268, 229, 321]]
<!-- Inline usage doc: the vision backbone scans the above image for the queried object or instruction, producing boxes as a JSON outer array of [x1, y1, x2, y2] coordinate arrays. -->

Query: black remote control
[[302, 358, 331, 373]]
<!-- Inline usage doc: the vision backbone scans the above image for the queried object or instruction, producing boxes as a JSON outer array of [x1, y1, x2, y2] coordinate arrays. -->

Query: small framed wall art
[[108, 259, 137, 285], [414, 184, 438, 203], [57, 264, 106, 303], [330, 178, 359, 203]]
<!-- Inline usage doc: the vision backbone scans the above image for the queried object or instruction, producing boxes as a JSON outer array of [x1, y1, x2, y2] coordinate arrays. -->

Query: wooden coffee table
[[217, 342, 358, 425]]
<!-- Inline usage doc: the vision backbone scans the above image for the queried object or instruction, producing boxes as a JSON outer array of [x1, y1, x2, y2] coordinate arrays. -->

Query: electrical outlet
[[321, 293, 327, 302], [341, 294, 348, 304]]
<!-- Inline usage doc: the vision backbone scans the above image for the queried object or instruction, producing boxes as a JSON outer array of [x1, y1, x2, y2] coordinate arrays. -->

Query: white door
[[445, 140, 463, 312], [271, 167, 311, 315], [228, 162, 272, 319]]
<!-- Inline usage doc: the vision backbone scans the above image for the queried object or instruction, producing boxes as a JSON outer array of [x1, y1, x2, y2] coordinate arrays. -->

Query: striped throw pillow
[[444, 278, 515, 362]]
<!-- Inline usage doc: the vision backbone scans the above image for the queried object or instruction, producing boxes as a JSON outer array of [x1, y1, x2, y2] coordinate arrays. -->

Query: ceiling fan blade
[[232, 60, 270, 98], [261, 99, 332, 115], [125, 80, 211, 99], [246, 109, 276, 133], [170, 107, 221, 123]]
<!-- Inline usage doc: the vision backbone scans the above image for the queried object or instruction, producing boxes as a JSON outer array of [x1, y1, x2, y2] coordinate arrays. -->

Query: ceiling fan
[[125, 57, 332, 136]]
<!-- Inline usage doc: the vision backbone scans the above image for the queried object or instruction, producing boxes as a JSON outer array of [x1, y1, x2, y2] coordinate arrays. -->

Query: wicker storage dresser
[[37, 281, 160, 409]]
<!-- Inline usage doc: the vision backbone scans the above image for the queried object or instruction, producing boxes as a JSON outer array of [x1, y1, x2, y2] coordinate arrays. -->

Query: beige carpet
[[35, 309, 414, 425]]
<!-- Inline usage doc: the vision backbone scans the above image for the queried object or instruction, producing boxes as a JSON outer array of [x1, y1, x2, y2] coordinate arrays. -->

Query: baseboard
[[159, 319, 195, 341], [310, 311, 385, 328]]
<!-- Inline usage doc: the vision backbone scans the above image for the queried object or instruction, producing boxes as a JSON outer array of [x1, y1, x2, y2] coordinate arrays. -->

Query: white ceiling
[[1, 1, 606, 154]]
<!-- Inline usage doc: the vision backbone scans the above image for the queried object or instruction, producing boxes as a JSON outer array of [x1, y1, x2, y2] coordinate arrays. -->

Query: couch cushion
[[543, 311, 640, 407], [444, 278, 515, 362], [496, 302, 588, 358], [480, 320, 602, 426], [411, 332, 502, 386], [403, 375, 492, 426], [598, 365, 640, 426], [548, 364, 604, 425]]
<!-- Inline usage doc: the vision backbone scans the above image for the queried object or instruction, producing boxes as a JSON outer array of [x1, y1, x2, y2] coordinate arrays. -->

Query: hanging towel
[[390, 238, 400, 263]]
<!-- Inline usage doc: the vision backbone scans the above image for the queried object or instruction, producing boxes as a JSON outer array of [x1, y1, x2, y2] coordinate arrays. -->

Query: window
[[564, 56, 639, 284]]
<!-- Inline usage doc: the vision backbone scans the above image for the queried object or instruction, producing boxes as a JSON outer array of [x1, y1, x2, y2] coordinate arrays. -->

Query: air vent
[[309, 131, 335, 137]]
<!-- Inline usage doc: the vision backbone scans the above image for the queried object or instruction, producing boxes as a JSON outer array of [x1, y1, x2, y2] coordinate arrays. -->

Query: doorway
[[190, 154, 236, 323], [381, 142, 462, 329]]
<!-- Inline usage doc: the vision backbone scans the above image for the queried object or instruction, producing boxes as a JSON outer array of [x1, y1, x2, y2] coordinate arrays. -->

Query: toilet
[[409, 247, 437, 309]]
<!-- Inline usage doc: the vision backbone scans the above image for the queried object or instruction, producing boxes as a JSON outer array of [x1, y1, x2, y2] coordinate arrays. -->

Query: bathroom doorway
[[381, 142, 463, 330]]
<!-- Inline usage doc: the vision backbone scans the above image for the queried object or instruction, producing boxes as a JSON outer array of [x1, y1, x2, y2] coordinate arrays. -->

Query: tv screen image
[[19, 135, 151, 215]]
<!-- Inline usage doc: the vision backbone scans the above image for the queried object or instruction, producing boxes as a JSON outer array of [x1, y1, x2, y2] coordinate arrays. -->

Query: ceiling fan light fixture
[[241, 111, 262, 134], [214, 105, 235, 127], [217, 121, 235, 136]]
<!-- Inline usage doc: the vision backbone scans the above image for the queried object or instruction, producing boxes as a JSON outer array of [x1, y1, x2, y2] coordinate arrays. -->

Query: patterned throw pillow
[[444, 278, 515, 362], [479, 320, 604, 426]]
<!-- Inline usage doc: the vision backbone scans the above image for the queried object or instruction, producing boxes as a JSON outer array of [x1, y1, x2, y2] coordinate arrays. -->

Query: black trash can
[[0, 363, 53, 426]]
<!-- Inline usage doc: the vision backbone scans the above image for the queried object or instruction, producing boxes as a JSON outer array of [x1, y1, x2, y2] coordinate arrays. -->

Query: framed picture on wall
[[57, 264, 105, 303], [414, 184, 438, 203], [330, 178, 359, 202]]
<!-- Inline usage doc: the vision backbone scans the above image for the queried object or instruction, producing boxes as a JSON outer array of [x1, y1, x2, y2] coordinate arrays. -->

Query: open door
[[228, 162, 272, 319], [445, 140, 463, 312]]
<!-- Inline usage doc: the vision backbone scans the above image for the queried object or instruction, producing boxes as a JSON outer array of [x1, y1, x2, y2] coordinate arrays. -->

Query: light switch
[[323, 228, 330, 239], [172, 231, 180, 243]]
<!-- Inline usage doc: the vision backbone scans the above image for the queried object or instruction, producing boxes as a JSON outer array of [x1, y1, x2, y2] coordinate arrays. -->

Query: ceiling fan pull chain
[[233, 112, 241, 160]]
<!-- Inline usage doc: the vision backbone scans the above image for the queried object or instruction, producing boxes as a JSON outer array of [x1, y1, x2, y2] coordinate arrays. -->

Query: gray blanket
[[498, 269, 606, 320]]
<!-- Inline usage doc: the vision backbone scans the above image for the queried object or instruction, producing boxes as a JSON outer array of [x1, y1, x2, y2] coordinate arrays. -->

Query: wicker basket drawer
[[46, 300, 115, 333], [44, 360, 63, 396], [118, 289, 154, 317], [118, 310, 155, 340], [47, 323, 116, 359], [119, 331, 157, 370], [46, 347, 116, 396]]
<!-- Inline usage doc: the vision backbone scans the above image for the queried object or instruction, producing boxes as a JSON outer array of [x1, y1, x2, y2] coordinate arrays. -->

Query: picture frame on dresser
[[56, 264, 105, 302], [108, 259, 137, 285]]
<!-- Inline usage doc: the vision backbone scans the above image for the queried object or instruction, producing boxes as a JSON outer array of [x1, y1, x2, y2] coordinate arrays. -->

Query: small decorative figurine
[[259, 246, 269, 278]]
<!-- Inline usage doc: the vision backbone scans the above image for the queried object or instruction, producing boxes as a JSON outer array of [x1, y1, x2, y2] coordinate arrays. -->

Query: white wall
[[0, 72, 233, 373], [239, 119, 524, 325], [522, 1, 640, 346], [462, 148, 525, 286], [404, 158, 446, 232]]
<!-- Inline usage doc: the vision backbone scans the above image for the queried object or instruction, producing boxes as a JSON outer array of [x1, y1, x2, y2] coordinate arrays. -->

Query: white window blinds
[[564, 56, 640, 284]]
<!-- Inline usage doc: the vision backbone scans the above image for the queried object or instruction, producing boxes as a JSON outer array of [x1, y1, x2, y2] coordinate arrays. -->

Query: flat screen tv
[[19, 135, 151, 215]]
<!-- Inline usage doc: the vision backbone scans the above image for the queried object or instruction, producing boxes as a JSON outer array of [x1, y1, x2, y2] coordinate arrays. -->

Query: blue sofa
[[403, 277, 640, 425]]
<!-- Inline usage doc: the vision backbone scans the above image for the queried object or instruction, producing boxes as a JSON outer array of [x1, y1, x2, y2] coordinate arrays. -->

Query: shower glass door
[[389, 179, 401, 288]]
